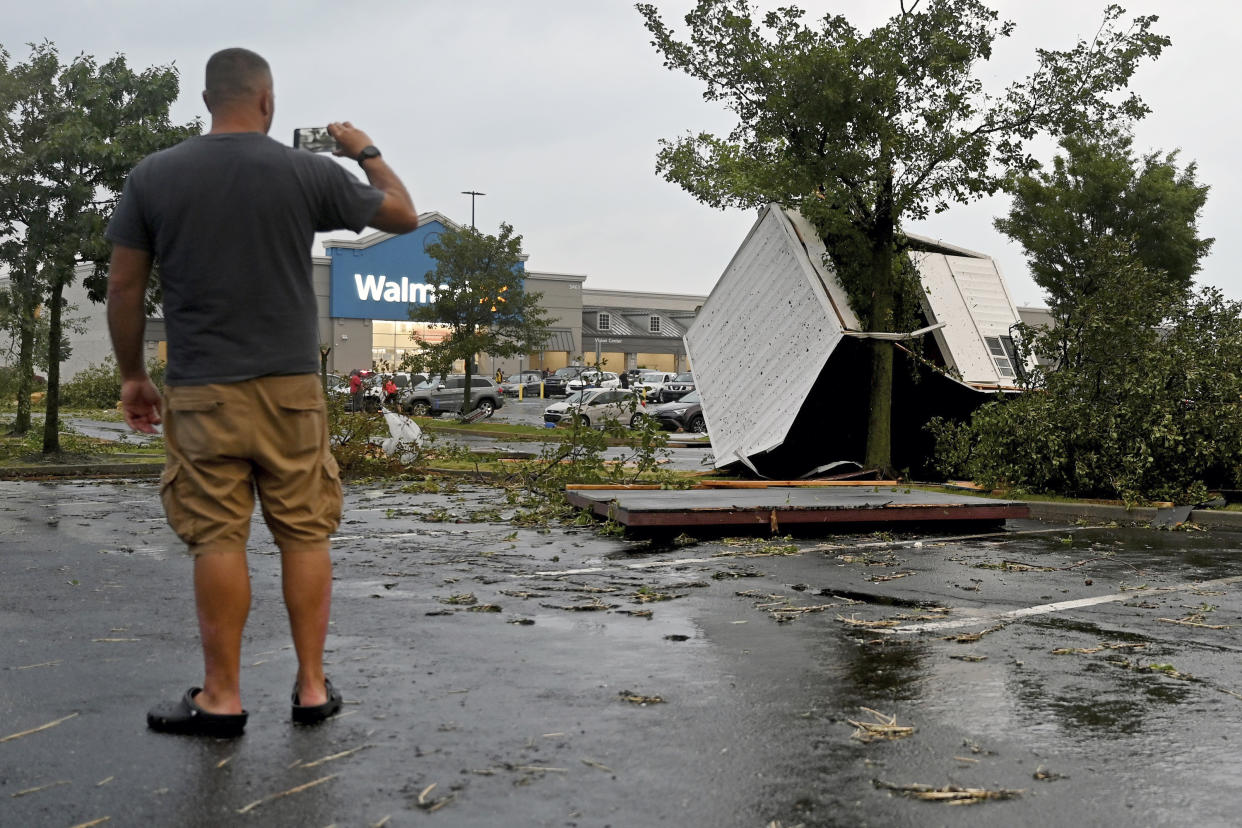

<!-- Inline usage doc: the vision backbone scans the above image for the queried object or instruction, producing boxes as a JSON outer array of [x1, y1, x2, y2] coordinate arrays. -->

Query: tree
[[637, 0, 1167, 474], [931, 137, 1228, 503], [0, 42, 196, 450], [404, 223, 552, 414], [994, 129, 1212, 367]]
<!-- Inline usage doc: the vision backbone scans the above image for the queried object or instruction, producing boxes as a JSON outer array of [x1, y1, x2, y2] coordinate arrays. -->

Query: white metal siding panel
[[947, 257, 1020, 337], [915, 252, 1002, 385], [686, 205, 845, 470]]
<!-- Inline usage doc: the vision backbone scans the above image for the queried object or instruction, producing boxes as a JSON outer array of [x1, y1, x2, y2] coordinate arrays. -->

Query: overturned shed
[[687, 205, 1028, 479]]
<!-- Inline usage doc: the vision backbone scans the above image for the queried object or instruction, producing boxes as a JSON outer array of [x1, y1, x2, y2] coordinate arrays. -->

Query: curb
[[1024, 500, 1242, 531], [0, 462, 164, 480]]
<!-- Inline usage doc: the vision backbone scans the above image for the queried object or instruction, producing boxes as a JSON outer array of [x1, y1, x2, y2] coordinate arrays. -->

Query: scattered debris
[[942, 624, 1005, 643], [11, 780, 70, 798], [1157, 614, 1230, 630], [69, 819, 110, 828], [466, 604, 503, 613], [873, 780, 1024, 804], [581, 758, 614, 773], [539, 598, 619, 612], [439, 593, 477, 605], [632, 587, 686, 603], [619, 691, 664, 705], [616, 609, 653, 618], [237, 775, 337, 814], [300, 744, 372, 769], [414, 782, 456, 812], [837, 615, 900, 629], [1033, 766, 1068, 781], [866, 571, 916, 583], [1052, 642, 1147, 655], [1, 712, 78, 743], [847, 708, 915, 743], [948, 654, 987, 662]]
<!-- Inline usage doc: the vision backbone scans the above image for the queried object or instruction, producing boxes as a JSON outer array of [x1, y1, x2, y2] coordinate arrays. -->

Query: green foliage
[[507, 401, 687, 529], [59, 357, 122, 409], [932, 285, 1242, 505], [637, 0, 1167, 472], [995, 128, 1213, 344], [404, 223, 552, 413], [935, 131, 1225, 505], [0, 41, 198, 447], [58, 355, 165, 409]]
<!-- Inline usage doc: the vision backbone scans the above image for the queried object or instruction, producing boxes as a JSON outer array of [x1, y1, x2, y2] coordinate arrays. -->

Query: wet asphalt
[[6, 472, 1242, 824]]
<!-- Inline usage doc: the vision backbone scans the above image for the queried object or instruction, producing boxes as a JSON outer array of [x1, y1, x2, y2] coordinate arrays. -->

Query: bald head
[[204, 48, 272, 112]]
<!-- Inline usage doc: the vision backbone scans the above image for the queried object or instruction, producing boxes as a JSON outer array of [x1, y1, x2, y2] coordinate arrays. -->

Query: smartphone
[[293, 127, 338, 153]]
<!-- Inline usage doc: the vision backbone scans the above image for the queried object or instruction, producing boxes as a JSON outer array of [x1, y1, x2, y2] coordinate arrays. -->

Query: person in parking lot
[[349, 370, 363, 410], [106, 47, 419, 737], [383, 376, 398, 405]]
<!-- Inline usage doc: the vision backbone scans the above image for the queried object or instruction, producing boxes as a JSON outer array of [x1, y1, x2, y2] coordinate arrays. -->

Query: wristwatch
[[356, 145, 381, 165]]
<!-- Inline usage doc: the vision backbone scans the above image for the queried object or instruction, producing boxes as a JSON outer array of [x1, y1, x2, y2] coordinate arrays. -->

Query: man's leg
[[280, 542, 333, 706], [192, 546, 251, 715]]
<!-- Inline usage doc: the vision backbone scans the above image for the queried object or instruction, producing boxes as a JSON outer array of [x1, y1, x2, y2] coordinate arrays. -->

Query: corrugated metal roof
[[535, 329, 575, 352], [583, 308, 685, 339]]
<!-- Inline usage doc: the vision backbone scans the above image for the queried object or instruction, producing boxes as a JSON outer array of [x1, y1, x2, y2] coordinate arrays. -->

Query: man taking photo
[[107, 47, 418, 737]]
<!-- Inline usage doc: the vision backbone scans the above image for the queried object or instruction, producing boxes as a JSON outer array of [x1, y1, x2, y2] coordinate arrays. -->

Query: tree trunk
[[41, 277, 64, 455], [461, 352, 474, 417], [863, 173, 897, 477]]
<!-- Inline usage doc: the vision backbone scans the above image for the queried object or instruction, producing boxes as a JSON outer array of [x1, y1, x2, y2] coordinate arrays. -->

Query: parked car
[[543, 388, 648, 427], [565, 371, 620, 394], [401, 375, 504, 418], [540, 365, 590, 397], [632, 371, 675, 400], [645, 389, 706, 433], [500, 370, 547, 397], [654, 372, 695, 403]]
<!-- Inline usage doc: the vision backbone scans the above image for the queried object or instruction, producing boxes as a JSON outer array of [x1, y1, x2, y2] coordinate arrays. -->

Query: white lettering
[[353, 272, 438, 304], [354, 273, 386, 301]]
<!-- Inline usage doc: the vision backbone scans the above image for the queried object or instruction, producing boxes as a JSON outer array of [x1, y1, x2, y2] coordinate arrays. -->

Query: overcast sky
[[7, 0, 1234, 307]]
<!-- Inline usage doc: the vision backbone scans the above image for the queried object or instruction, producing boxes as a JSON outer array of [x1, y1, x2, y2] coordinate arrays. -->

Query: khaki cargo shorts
[[160, 374, 342, 555]]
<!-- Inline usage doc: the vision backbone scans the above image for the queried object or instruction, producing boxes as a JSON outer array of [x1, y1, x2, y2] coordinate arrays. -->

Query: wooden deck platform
[[564, 486, 1028, 531]]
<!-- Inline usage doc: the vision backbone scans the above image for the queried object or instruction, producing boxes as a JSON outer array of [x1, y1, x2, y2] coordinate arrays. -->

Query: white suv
[[565, 371, 621, 393]]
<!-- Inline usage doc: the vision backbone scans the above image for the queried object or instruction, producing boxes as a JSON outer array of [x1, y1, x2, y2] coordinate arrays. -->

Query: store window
[[598, 312, 610, 331], [649, 315, 661, 333]]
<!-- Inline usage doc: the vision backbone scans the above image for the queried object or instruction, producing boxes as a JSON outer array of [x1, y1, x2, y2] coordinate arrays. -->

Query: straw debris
[[874, 779, 1024, 804], [1, 712, 78, 743], [539, 598, 619, 612], [847, 708, 914, 743], [236, 774, 337, 814], [619, 690, 664, 705]]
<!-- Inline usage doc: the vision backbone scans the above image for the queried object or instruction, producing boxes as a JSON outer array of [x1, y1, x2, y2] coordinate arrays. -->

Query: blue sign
[[327, 220, 527, 321], [327, 220, 445, 320]]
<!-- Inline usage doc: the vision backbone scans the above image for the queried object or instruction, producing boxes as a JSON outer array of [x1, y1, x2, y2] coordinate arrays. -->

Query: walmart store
[[58, 210, 704, 383], [309, 211, 702, 378]]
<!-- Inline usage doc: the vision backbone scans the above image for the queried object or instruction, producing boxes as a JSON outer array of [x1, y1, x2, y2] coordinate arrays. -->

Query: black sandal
[[292, 677, 342, 725], [147, 688, 248, 737]]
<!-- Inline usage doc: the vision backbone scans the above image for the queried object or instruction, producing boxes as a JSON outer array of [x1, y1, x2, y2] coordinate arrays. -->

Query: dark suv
[[401, 375, 504, 418], [656, 372, 695, 403]]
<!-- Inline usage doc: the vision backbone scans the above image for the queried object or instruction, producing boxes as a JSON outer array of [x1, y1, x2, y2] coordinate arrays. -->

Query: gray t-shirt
[[107, 132, 384, 385]]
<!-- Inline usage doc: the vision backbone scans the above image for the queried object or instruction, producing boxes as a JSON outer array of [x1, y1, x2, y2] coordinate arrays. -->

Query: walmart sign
[[327, 218, 526, 321], [327, 221, 444, 320]]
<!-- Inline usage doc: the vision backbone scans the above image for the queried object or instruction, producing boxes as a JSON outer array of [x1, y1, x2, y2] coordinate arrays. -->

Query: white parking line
[[887, 574, 1242, 634]]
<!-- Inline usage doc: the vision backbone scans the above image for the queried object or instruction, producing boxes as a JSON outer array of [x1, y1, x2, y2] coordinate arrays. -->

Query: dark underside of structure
[[739, 338, 995, 480]]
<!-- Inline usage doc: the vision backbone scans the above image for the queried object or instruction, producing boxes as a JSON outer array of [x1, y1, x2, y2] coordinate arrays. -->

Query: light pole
[[461, 190, 486, 229]]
